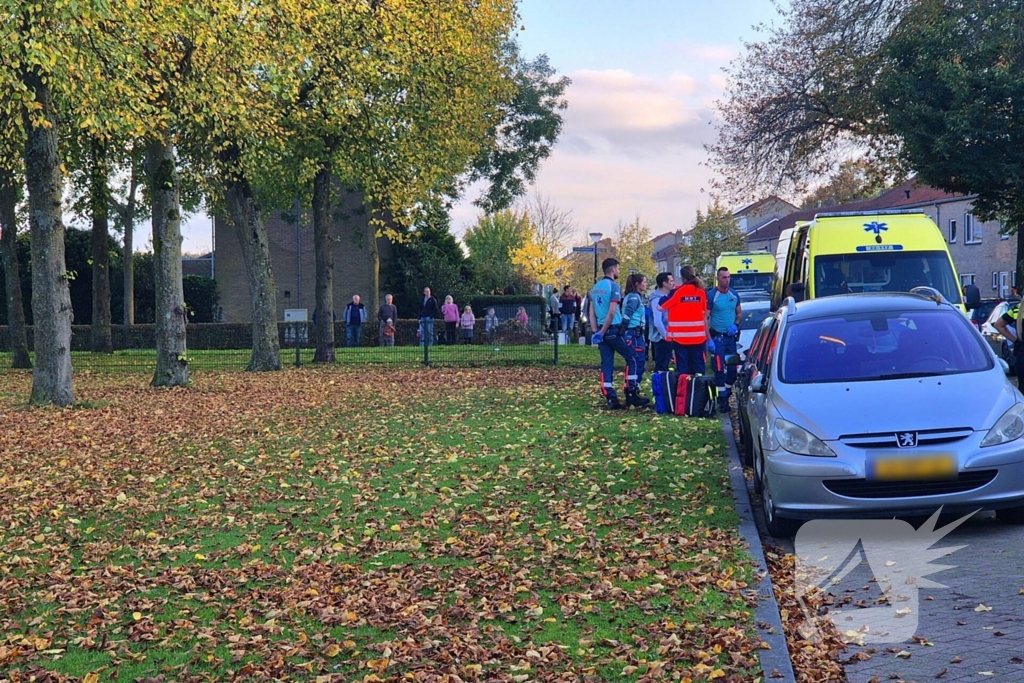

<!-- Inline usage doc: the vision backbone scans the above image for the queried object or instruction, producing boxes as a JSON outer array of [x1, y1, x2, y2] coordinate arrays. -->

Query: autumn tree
[[512, 222, 562, 288], [876, 0, 1024, 280], [464, 209, 531, 294], [707, 0, 909, 202], [800, 159, 888, 209], [680, 201, 746, 278], [612, 215, 656, 281]]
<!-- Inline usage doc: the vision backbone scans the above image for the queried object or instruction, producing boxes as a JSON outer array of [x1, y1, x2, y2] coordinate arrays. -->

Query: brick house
[[215, 190, 393, 323], [734, 196, 799, 255], [762, 180, 1018, 298]]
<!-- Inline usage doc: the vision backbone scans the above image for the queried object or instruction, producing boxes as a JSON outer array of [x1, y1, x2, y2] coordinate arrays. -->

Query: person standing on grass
[[660, 265, 709, 375], [707, 266, 743, 413], [559, 285, 577, 340], [419, 287, 439, 347], [514, 306, 529, 328], [383, 318, 396, 347], [344, 295, 366, 348], [377, 293, 397, 346], [649, 272, 675, 372], [460, 305, 476, 344], [588, 258, 647, 410], [621, 273, 651, 407], [441, 295, 459, 345], [485, 307, 499, 347]]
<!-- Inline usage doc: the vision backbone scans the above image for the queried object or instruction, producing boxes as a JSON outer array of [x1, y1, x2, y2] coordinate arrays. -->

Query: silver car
[[744, 292, 1024, 536]]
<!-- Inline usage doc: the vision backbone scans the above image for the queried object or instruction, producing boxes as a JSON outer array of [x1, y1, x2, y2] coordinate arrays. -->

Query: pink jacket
[[441, 303, 459, 322], [460, 312, 475, 330]]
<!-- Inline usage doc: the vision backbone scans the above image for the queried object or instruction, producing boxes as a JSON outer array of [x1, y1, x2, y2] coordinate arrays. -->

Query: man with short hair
[[589, 258, 648, 409], [344, 294, 366, 347], [377, 294, 398, 346], [707, 267, 743, 412], [419, 287, 439, 347], [649, 272, 675, 372], [994, 302, 1024, 377]]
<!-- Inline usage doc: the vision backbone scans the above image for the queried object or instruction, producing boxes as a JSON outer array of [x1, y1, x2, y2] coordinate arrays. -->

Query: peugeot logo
[[896, 432, 919, 448]]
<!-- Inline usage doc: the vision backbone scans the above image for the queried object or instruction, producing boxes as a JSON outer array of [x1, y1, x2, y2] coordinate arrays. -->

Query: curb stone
[[720, 414, 797, 683]]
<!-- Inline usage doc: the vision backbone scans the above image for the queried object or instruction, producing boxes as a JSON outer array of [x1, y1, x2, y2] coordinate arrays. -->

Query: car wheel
[[740, 419, 754, 468], [762, 471, 800, 537], [997, 506, 1024, 524]]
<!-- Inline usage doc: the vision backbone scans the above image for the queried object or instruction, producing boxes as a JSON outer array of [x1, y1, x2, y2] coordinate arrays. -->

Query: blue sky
[[176, 0, 785, 253]]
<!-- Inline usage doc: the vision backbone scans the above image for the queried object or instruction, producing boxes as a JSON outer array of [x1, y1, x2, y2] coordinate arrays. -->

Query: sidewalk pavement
[[720, 415, 797, 682]]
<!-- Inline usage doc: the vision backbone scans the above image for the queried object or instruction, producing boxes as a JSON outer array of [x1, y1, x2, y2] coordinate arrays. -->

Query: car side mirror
[[750, 373, 766, 393], [724, 353, 743, 366]]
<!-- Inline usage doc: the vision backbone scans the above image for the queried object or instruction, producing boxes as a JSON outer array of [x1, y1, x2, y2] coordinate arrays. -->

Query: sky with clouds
[[177, 0, 783, 253]]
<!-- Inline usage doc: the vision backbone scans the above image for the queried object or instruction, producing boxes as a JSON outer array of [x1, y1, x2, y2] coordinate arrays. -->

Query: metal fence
[[0, 319, 603, 373]]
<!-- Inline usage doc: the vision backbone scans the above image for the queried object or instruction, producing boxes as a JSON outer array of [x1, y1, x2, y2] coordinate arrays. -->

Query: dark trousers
[[624, 328, 647, 392], [445, 321, 457, 344], [710, 333, 739, 394], [599, 333, 636, 400], [652, 339, 673, 372], [673, 342, 706, 375]]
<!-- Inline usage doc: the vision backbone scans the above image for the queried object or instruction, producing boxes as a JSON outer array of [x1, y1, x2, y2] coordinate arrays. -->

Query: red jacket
[[661, 283, 708, 344]]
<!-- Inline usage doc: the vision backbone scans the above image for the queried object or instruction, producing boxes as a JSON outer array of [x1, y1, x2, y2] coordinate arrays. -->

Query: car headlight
[[772, 418, 836, 457], [981, 403, 1024, 447]]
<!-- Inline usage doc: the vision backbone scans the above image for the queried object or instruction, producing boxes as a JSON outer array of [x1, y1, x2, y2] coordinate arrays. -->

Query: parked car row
[[732, 291, 1024, 537]]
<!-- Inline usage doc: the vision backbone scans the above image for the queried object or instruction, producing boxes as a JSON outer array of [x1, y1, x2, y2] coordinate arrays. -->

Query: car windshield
[[729, 273, 773, 294], [813, 251, 962, 304], [739, 304, 772, 330], [780, 309, 992, 383]]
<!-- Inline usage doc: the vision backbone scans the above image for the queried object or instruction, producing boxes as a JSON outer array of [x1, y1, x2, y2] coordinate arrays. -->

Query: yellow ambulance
[[715, 251, 776, 296], [773, 210, 964, 311]]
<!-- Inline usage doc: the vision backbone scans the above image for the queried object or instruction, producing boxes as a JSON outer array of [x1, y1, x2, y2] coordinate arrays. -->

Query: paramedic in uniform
[[994, 301, 1024, 378], [707, 267, 743, 413], [589, 258, 648, 410], [660, 265, 710, 375]]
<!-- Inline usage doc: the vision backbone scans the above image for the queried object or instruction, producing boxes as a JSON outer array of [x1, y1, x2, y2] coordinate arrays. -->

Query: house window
[[965, 213, 982, 244], [948, 219, 957, 243], [959, 273, 975, 287], [1001, 221, 1010, 240], [992, 272, 999, 290]]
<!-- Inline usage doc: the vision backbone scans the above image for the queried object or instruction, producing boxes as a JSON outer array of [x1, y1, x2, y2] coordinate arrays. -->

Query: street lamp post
[[588, 231, 603, 283]]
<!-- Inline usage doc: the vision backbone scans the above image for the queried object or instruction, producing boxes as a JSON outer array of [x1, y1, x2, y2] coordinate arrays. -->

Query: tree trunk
[[0, 167, 31, 369], [120, 166, 139, 326], [146, 137, 188, 387], [367, 213, 380, 317], [22, 73, 73, 405], [312, 165, 335, 362], [1017, 227, 1024, 298], [90, 137, 112, 353], [223, 171, 281, 371]]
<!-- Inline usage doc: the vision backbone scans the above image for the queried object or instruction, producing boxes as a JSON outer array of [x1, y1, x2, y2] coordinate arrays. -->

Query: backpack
[[651, 371, 679, 414], [674, 374, 718, 418]]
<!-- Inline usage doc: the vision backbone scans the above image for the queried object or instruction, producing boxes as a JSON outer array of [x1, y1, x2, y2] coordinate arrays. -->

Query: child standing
[[485, 308, 499, 348], [460, 305, 475, 344], [383, 318, 396, 347]]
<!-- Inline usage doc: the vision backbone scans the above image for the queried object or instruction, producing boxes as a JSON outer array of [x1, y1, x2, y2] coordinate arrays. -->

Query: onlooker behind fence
[[485, 307, 499, 347], [442, 295, 459, 345], [514, 306, 529, 328], [548, 289, 561, 333], [377, 293, 397, 346], [559, 285, 577, 339], [344, 295, 366, 348], [419, 287, 439, 347], [383, 318, 396, 347], [460, 305, 475, 344]]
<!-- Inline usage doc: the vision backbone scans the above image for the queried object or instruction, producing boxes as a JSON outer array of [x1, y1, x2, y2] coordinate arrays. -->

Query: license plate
[[867, 453, 957, 481]]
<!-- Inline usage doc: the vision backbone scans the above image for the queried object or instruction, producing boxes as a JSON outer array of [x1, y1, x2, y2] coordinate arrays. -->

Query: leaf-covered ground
[[0, 368, 766, 682]]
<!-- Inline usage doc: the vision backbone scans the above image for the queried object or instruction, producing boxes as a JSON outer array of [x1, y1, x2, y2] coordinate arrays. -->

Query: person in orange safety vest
[[659, 265, 710, 375]]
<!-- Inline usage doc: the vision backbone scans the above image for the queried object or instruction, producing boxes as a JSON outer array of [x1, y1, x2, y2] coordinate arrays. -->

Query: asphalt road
[[747, 469, 1024, 682]]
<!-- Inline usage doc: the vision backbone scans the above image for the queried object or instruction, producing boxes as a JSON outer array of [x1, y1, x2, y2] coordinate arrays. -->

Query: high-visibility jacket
[[661, 282, 708, 344]]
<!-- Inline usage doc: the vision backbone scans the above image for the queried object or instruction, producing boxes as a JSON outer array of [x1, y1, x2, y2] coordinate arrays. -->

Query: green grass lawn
[[1, 342, 617, 373], [0, 367, 759, 681]]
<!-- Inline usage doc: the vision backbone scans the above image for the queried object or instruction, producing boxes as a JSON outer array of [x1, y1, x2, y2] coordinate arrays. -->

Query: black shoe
[[606, 397, 626, 410], [626, 392, 651, 408]]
